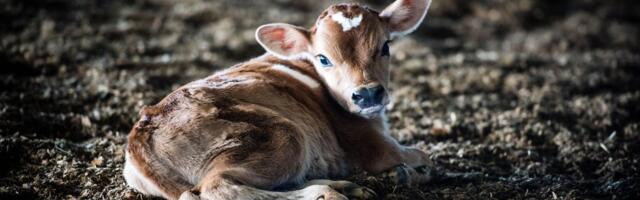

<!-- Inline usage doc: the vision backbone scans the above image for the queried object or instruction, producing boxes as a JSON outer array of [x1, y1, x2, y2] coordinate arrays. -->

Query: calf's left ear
[[380, 0, 432, 39], [256, 23, 311, 59]]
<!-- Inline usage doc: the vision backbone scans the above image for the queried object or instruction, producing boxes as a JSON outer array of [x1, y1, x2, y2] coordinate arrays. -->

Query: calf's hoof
[[382, 164, 438, 186]]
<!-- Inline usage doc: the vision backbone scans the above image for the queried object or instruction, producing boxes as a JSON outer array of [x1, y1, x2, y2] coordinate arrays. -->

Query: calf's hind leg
[[179, 174, 349, 200], [303, 179, 377, 199], [177, 106, 350, 200]]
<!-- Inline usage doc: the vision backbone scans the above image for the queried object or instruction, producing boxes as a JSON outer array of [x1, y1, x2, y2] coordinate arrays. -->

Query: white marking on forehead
[[330, 12, 363, 32], [272, 64, 320, 89]]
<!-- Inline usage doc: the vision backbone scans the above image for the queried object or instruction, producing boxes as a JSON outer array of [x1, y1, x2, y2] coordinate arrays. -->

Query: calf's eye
[[381, 41, 390, 57], [317, 54, 333, 67]]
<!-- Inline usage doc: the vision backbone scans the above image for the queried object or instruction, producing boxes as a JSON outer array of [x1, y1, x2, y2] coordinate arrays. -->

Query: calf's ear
[[380, 0, 432, 39], [256, 23, 312, 59]]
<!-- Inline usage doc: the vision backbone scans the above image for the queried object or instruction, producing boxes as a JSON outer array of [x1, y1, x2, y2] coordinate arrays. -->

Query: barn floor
[[1, 0, 639, 199]]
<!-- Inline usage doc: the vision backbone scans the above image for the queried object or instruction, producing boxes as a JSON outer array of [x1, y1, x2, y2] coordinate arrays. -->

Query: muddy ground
[[1, 0, 639, 199]]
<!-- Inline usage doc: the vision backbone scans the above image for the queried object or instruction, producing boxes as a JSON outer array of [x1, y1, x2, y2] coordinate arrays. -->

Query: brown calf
[[124, 0, 433, 199]]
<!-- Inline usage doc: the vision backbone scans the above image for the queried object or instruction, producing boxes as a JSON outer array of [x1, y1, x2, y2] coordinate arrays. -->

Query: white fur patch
[[298, 185, 339, 199], [330, 12, 363, 32], [181, 77, 256, 90], [123, 152, 165, 197], [271, 64, 320, 89]]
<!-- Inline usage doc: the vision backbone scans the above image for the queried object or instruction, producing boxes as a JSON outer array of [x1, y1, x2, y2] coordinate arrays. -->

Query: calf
[[124, 0, 433, 199]]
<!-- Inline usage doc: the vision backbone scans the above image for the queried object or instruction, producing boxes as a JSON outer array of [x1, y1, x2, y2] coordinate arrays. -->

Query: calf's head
[[256, 0, 431, 118]]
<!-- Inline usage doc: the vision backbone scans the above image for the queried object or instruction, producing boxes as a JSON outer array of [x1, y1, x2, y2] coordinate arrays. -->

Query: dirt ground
[[1, 0, 639, 199]]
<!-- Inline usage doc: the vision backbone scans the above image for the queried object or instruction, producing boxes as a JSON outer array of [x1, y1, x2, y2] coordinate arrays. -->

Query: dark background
[[1, 0, 639, 199]]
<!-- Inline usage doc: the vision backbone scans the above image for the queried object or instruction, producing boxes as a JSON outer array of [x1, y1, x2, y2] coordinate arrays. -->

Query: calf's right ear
[[380, 0, 432, 39], [256, 23, 312, 59]]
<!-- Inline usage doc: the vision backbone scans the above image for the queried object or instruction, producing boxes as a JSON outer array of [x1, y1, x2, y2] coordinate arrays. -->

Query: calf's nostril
[[351, 85, 386, 108], [352, 93, 363, 101], [372, 86, 385, 103], [373, 86, 384, 97]]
